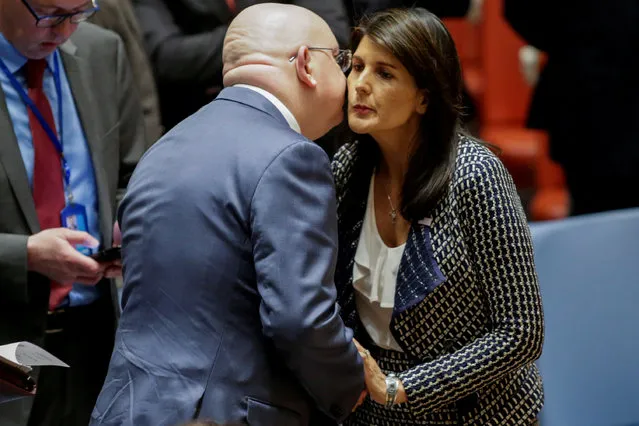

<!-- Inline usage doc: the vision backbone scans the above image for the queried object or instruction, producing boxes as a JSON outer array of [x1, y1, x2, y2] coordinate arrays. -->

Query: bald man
[[90, 4, 365, 426]]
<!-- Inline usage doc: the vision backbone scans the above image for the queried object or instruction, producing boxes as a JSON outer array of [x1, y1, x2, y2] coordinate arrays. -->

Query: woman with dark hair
[[332, 8, 544, 425]]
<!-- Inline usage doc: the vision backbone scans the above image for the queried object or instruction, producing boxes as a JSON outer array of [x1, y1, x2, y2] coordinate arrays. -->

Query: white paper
[[0, 343, 20, 365], [0, 342, 69, 368]]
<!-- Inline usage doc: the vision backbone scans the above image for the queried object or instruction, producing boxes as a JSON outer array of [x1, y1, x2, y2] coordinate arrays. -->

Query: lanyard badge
[[60, 203, 91, 255]]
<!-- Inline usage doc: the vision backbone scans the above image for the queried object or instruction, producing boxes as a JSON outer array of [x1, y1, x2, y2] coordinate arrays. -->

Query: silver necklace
[[383, 181, 398, 224]]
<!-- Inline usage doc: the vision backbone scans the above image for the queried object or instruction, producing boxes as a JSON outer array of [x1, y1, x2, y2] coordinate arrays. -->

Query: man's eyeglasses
[[289, 47, 352, 73], [21, 0, 99, 28]]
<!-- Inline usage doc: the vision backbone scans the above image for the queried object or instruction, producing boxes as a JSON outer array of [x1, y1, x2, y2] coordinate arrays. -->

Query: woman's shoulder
[[453, 133, 512, 184], [455, 133, 501, 166], [333, 140, 360, 167], [447, 133, 521, 216], [331, 140, 361, 190]]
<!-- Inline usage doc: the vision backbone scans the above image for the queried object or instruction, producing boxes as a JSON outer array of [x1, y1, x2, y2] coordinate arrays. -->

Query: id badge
[[60, 203, 91, 255]]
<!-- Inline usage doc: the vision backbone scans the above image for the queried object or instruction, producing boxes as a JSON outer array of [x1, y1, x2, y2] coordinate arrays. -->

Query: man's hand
[[103, 260, 122, 279], [352, 389, 368, 412], [103, 221, 123, 278], [112, 221, 122, 246], [27, 228, 104, 285]]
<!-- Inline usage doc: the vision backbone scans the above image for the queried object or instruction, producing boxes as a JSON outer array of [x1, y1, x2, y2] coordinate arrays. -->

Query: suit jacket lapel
[[393, 223, 446, 315], [59, 41, 112, 244], [0, 77, 40, 233]]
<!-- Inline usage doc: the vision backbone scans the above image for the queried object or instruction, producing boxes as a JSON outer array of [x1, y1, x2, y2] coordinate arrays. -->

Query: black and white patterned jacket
[[331, 135, 544, 425]]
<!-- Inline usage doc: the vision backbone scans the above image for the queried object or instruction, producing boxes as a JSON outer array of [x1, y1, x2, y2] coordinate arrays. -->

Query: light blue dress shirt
[[0, 34, 101, 307]]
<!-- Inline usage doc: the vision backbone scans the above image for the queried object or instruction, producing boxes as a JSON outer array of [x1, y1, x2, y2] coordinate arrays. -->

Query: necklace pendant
[[389, 209, 397, 224]]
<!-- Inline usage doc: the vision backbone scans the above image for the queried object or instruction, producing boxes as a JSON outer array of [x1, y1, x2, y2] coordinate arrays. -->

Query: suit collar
[[0, 35, 70, 234], [216, 86, 291, 131], [59, 38, 78, 56], [0, 86, 39, 232], [234, 84, 301, 133]]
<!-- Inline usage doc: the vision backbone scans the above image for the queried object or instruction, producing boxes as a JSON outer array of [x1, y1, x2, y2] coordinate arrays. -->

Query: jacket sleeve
[[0, 234, 30, 304], [250, 141, 365, 422], [133, 0, 227, 87], [396, 152, 544, 415]]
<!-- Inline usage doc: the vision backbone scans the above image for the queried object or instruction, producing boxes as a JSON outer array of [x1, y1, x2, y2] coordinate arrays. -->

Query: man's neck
[[234, 84, 301, 134]]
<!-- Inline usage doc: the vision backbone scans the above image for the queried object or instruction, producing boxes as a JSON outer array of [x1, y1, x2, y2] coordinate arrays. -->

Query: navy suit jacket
[[91, 87, 365, 426]]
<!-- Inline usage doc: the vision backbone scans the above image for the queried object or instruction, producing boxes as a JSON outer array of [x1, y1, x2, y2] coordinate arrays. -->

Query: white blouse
[[352, 175, 406, 352]]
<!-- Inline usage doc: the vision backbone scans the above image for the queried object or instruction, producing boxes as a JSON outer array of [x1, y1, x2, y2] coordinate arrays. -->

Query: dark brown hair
[[351, 8, 464, 219]]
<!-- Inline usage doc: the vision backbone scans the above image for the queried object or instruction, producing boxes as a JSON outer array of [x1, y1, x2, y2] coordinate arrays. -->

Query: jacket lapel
[[393, 222, 446, 315], [59, 41, 112, 244], [0, 72, 40, 233]]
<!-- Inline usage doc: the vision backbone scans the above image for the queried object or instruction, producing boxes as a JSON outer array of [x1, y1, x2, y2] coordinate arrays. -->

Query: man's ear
[[294, 46, 317, 88], [416, 89, 428, 115]]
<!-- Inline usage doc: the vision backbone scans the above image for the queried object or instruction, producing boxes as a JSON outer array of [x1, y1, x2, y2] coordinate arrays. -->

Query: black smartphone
[[90, 246, 121, 263]]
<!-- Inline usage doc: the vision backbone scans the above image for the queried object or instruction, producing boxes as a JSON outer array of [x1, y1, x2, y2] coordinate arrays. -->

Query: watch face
[[386, 376, 399, 393], [385, 376, 399, 408]]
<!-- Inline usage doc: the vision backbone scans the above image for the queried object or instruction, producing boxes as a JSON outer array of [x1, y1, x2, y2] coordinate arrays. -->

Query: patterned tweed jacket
[[331, 136, 544, 425]]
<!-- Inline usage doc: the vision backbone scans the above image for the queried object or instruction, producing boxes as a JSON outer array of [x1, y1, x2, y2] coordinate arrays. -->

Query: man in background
[[90, 0, 163, 144], [132, 0, 351, 131], [505, 0, 639, 215], [0, 0, 146, 424]]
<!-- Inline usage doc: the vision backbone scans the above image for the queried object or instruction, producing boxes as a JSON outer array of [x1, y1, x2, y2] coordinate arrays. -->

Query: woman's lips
[[352, 104, 374, 115]]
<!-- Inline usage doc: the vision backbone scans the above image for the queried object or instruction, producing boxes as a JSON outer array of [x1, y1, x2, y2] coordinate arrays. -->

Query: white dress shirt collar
[[234, 84, 301, 134]]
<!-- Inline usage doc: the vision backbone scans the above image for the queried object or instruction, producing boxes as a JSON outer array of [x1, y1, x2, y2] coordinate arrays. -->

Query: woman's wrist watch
[[384, 373, 400, 408]]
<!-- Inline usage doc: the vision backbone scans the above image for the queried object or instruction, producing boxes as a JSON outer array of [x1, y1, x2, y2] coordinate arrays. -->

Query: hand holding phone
[[90, 246, 121, 263], [90, 246, 122, 279]]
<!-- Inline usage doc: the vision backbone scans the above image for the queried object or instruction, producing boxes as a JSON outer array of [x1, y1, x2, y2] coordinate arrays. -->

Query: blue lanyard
[[0, 53, 69, 191]]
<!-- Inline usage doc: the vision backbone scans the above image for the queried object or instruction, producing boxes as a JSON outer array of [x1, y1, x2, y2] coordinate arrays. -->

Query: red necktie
[[25, 59, 71, 310]]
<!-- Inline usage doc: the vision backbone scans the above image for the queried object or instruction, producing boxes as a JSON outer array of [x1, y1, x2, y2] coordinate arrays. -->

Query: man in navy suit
[[91, 4, 365, 426]]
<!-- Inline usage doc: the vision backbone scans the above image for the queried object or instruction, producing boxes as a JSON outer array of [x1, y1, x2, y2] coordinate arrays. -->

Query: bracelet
[[384, 373, 399, 408]]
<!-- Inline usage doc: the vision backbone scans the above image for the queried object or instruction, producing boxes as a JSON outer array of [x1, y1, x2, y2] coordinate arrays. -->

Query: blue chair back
[[530, 208, 639, 426]]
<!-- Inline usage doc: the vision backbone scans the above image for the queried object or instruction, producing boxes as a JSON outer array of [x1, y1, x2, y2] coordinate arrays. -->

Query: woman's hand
[[353, 339, 408, 406]]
